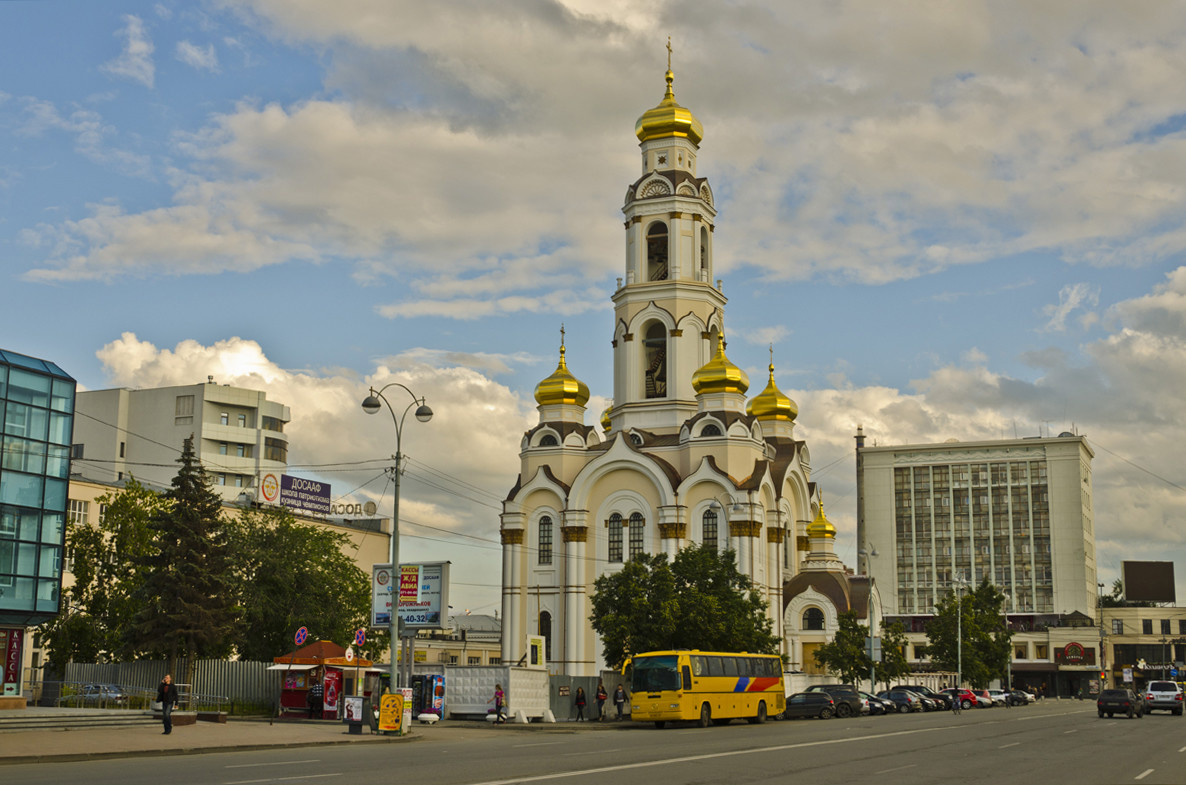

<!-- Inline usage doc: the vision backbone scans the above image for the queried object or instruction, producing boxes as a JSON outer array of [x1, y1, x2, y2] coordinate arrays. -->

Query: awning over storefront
[[266, 663, 317, 671]]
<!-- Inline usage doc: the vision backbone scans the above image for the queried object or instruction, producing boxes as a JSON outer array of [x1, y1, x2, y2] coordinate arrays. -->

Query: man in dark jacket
[[307, 680, 324, 719], [156, 674, 179, 734]]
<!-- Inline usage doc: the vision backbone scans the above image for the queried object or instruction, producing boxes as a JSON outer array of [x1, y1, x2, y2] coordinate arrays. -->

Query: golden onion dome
[[691, 335, 749, 396], [807, 503, 836, 539], [534, 339, 590, 407], [635, 68, 703, 146], [746, 362, 798, 421], [600, 403, 613, 432]]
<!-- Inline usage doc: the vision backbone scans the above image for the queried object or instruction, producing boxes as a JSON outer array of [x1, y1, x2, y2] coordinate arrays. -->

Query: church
[[499, 58, 874, 677]]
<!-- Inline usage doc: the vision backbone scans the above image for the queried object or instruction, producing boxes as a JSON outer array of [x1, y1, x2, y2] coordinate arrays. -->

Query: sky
[[2, 1, 1185, 617]]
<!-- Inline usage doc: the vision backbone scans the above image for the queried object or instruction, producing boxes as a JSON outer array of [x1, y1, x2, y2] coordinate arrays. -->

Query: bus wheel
[[747, 701, 767, 724], [654, 721, 666, 729], [698, 703, 712, 728]]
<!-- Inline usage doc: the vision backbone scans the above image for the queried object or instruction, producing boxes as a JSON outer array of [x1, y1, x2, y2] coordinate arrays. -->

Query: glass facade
[[0, 349, 75, 626]]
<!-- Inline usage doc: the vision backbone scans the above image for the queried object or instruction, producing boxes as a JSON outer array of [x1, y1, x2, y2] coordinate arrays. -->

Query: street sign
[[345, 646, 355, 663], [354, 628, 366, 646], [294, 626, 309, 646]]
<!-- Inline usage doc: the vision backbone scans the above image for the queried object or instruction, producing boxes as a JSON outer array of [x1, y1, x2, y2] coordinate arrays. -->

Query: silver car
[[1143, 680, 1183, 715]]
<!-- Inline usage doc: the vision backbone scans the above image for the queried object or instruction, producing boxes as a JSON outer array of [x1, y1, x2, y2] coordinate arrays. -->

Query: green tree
[[226, 506, 385, 661], [924, 578, 1011, 688], [874, 619, 911, 689], [589, 545, 778, 670], [127, 436, 237, 674], [812, 610, 870, 686], [40, 479, 163, 672]]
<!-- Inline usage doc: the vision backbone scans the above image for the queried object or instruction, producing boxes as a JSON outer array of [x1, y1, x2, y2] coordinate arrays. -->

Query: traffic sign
[[354, 628, 366, 646], [345, 645, 355, 663], [294, 626, 309, 646]]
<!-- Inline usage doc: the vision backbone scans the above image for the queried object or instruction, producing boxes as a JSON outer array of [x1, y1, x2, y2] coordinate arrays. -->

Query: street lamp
[[1002, 591, 1011, 691], [362, 383, 433, 691], [859, 546, 879, 692], [954, 574, 969, 690]]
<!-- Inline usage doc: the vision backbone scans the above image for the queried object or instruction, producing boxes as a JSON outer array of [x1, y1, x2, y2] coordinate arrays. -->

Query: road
[[6, 701, 1184, 785]]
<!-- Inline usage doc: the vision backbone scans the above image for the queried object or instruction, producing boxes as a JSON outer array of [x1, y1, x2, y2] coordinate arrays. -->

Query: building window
[[1112, 619, 1124, 635], [538, 516, 553, 565], [803, 608, 825, 631], [238, 413, 247, 427], [234, 475, 243, 488], [1143, 619, 1153, 634], [219, 443, 228, 455], [628, 512, 645, 558], [1161, 619, 1171, 635], [262, 416, 285, 433], [539, 611, 552, 662], [67, 499, 89, 526], [1035, 644, 1048, 660], [702, 509, 718, 552], [220, 412, 229, 425], [264, 438, 287, 463], [468, 656, 481, 665], [608, 513, 623, 563], [700, 423, 721, 437], [539, 434, 558, 447], [71, 444, 84, 459], [1179, 620, 1186, 635], [643, 322, 667, 399], [236, 444, 246, 458], [489, 657, 501, 665], [646, 220, 669, 281], [175, 395, 194, 426], [218, 474, 226, 486]]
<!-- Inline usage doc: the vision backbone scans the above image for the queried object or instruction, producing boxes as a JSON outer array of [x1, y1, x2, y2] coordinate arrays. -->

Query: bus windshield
[[631, 654, 681, 693]]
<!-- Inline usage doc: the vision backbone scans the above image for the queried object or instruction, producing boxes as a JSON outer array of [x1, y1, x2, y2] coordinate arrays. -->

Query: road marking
[[1179, 746, 1186, 753], [999, 742, 1020, 749], [1135, 769, 1154, 781], [874, 764, 917, 775], [462, 725, 961, 785], [226, 775, 342, 785], [515, 742, 565, 748], [225, 760, 321, 769], [565, 750, 615, 757], [1064, 729, 1078, 734]]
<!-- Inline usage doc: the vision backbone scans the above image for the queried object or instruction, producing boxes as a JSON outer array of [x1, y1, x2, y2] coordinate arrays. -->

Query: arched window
[[643, 322, 667, 399], [538, 434, 558, 447], [539, 611, 552, 662], [629, 512, 645, 559], [646, 221, 668, 281], [700, 226, 709, 275], [538, 515, 552, 565], [803, 607, 825, 631], [702, 509, 718, 552], [608, 513, 623, 563], [700, 423, 721, 437]]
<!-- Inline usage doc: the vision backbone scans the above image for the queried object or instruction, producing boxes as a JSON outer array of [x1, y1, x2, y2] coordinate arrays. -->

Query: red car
[[940, 688, 981, 710]]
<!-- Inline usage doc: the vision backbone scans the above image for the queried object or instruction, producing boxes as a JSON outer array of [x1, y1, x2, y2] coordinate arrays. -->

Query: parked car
[[1098, 688, 1144, 719], [860, 690, 894, 716], [974, 689, 1000, 707], [782, 692, 836, 719], [803, 684, 863, 718], [987, 689, 1020, 706], [877, 689, 921, 713], [61, 683, 130, 707], [1011, 688, 1037, 704], [940, 688, 981, 710], [1143, 680, 1184, 716], [900, 689, 939, 711], [896, 685, 952, 710]]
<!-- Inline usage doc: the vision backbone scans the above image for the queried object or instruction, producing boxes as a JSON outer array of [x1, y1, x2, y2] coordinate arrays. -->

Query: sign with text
[[371, 561, 451, 631], [278, 475, 331, 516], [378, 693, 403, 733], [1, 628, 23, 696]]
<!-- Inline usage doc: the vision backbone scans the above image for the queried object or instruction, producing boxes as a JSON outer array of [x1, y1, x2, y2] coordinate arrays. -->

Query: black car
[[1097, 688, 1144, 719], [877, 689, 921, 713], [803, 684, 862, 718], [782, 692, 836, 719], [895, 684, 952, 710], [860, 690, 894, 716]]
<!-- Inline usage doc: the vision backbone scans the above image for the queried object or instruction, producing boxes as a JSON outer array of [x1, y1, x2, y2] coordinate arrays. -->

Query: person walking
[[951, 688, 962, 716], [595, 681, 608, 721], [489, 683, 506, 724], [307, 679, 324, 719], [614, 683, 627, 720], [156, 674, 179, 735], [574, 686, 587, 721]]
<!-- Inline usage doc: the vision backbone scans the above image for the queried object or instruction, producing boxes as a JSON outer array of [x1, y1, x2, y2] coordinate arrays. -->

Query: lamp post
[[1002, 591, 1011, 691], [859, 546, 879, 692], [954, 574, 968, 690], [362, 383, 433, 691]]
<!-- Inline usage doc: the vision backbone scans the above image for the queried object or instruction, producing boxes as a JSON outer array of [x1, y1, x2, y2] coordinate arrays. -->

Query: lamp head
[[362, 394, 382, 415], [415, 403, 433, 423]]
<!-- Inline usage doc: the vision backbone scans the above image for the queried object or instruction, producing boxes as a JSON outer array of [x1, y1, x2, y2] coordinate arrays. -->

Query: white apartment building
[[859, 433, 1098, 619], [72, 379, 290, 502]]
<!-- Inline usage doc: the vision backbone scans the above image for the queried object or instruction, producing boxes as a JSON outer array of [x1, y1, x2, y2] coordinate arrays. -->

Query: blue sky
[[3, 1, 1186, 614]]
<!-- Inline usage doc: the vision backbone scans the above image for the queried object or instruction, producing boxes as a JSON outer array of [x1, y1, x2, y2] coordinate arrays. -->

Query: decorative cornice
[[669, 329, 683, 337], [797, 535, 810, 552], [658, 522, 688, 539], [622, 333, 634, 342], [729, 520, 762, 538], [561, 526, 588, 543], [767, 527, 785, 543], [501, 529, 525, 545], [605, 518, 630, 528]]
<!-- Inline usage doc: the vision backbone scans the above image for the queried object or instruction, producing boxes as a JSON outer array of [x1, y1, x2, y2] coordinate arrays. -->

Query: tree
[[812, 610, 869, 686], [874, 619, 911, 689], [226, 506, 385, 661], [127, 436, 237, 674], [589, 545, 779, 670], [924, 578, 1011, 688], [39, 479, 163, 672]]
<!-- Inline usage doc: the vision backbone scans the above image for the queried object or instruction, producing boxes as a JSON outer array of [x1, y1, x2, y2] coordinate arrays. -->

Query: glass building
[[0, 349, 75, 627]]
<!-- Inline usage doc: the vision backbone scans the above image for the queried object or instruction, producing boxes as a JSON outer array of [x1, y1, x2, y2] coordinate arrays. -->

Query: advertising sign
[[1, 628, 23, 696], [278, 475, 331, 516], [378, 693, 403, 733], [323, 670, 342, 717], [371, 561, 451, 630], [343, 695, 364, 723], [526, 634, 546, 669]]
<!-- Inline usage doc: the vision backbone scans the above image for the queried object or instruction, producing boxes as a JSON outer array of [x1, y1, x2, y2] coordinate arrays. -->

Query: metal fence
[[59, 659, 277, 712]]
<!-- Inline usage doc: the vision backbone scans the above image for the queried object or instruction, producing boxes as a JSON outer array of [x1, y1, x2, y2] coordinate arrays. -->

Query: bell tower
[[610, 44, 727, 434]]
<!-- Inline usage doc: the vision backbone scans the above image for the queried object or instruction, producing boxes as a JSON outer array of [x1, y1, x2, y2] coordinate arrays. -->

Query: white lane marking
[[1135, 769, 1154, 781], [226, 775, 342, 785], [462, 725, 960, 785], [515, 742, 566, 748], [565, 750, 616, 757], [225, 760, 321, 769], [1179, 746, 1186, 753], [999, 742, 1020, 749], [875, 764, 917, 775], [1064, 729, 1078, 734]]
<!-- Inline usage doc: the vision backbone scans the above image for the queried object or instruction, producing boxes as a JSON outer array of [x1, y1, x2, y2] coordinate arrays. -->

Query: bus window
[[682, 665, 692, 691], [723, 657, 739, 677], [706, 656, 724, 677], [691, 656, 706, 677], [632, 655, 681, 693]]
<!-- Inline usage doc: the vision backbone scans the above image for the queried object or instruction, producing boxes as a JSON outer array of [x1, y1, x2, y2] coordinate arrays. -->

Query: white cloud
[[14, 98, 151, 179], [1042, 283, 1101, 332], [176, 41, 219, 72], [101, 15, 155, 89], [744, 325, 790, 347]]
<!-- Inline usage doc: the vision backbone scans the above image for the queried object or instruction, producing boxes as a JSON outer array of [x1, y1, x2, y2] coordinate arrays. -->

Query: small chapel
[[498, 56, 875, 676]]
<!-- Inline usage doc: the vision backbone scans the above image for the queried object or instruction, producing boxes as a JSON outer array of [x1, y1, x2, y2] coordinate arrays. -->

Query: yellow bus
[[626, 650, 785, 728]]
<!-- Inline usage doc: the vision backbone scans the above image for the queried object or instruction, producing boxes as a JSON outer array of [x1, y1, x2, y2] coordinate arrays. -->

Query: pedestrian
[[489, 683, 506, 724], [596, 680, 608, 721], [156, 674, 179, 735], [951, 688, 961, 715], [574, 686, 587, 721], [614, 683, 626, 720], [307, 679, 324, 719]]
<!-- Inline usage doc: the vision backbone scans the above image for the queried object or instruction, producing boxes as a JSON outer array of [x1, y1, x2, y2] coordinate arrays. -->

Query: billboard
[[371, 561, 451, 631], [1122, 561, 1176, 603], [262, 474, 331, 516]]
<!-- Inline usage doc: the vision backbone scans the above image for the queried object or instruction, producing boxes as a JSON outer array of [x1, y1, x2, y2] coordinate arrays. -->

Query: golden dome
[[807, 503, 836, 539], [746, 361, 798, 421], [600, 403, 613, 432], [635, 68, 703, 146], [534, 337, 590, 407], [691, 335, 749, 396]]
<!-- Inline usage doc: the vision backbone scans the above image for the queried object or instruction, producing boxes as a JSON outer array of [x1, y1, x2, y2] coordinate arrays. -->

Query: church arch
[[700, 225, 710, 279], [645, 221, 669, 282], [802, 607, 825, 630], [642, 320, 667, 399]]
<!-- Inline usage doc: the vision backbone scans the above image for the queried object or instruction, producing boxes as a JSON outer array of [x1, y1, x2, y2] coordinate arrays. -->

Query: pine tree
[[128, 436, 237, 676]]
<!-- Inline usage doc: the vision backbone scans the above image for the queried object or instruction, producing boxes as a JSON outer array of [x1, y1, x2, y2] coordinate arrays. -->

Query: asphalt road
[[6, 701, 1184, 785]]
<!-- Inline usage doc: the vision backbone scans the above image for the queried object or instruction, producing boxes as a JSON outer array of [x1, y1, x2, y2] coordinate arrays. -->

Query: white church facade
[[499, 61, 852, 676]]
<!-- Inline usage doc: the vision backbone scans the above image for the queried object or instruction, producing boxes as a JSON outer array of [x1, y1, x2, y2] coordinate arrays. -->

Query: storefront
[[271, 640, 379, 720]]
